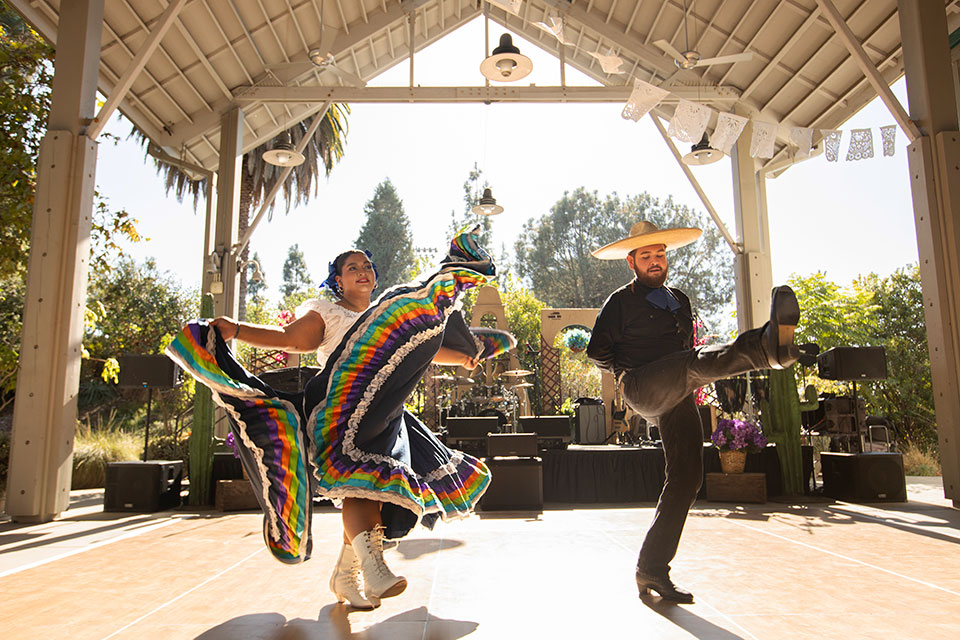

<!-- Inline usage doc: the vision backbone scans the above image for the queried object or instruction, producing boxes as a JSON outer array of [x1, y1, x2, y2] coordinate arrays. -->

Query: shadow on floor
[[195, 606, 478, 640], [639, 594, 745, 639]]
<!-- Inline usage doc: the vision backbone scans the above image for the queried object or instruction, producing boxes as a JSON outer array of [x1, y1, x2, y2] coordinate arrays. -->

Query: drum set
[[433, 369, 534, 433]]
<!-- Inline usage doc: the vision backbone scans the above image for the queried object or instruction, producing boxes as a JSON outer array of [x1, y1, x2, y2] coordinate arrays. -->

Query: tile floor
[[1, 478, 958, 639]]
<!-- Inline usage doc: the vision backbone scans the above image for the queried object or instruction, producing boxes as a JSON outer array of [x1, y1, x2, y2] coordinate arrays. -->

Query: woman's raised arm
[[209, 311, 326, 354]]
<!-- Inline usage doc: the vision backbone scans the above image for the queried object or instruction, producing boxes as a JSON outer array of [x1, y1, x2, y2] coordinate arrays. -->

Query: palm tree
[[135, 104, 350, 318]]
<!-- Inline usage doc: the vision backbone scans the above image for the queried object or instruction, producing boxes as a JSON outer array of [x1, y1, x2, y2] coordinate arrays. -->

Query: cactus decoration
[[189, 293, 216, 506], [759, 365, 805, 496]]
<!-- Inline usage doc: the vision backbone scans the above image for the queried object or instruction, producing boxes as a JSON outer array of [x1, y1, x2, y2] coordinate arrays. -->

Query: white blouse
[[294, 298, 361, 369]]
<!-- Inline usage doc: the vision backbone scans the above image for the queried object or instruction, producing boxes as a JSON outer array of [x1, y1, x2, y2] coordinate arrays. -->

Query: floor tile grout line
[[824, 502, 960, 538], [724, 518, 960, 597], [100, 546, 265, 640], [421, 531, 445, 640], [597, 523, 761, 640], [0, 511, 176, 554], [0, 517, 184, 579]]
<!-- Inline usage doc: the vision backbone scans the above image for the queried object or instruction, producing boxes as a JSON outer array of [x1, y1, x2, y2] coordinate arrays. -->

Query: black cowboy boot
[[761, 285, 801, 369], [636, 568, 694, 604]]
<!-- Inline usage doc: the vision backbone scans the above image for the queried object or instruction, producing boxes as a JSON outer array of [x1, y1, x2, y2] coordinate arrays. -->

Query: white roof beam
[[740, 7, 822, 102], [88, 0, 188, 139], [231, 84, 741, 103], [815, 0, 920, 142]]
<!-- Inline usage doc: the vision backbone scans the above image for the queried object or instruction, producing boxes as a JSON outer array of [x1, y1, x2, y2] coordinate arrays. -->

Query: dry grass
[[900, 441, 941, 477], [72, 414, 142, 489]]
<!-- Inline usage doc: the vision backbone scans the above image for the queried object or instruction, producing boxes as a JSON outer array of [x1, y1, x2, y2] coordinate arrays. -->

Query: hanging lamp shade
[[262, 131, 305, 167], [471, 187, 504, 216], [480, 34, 533, 82], [682, 133, 723, 166]]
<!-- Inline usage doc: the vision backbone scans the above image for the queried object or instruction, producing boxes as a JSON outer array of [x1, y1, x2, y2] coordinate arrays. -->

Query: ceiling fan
[[653, 0, 754, 70], [264, 3, 365, 87]]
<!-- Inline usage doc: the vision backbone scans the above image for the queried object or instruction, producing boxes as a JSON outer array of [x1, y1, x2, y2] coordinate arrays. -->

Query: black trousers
[[620, 326, 768, 575]]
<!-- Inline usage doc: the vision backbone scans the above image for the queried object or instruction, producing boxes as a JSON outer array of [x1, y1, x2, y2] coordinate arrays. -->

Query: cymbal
[[512, 382, 534, 388], [501, 369, 533, 377], [431, 374, 455, 381]]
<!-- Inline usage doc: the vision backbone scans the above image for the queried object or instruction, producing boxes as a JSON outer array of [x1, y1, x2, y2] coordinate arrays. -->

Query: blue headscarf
[[321, 249, 379, 298]]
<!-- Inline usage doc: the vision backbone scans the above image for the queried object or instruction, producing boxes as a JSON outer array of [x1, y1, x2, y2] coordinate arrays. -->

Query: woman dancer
[[167, 229, 504, 609]]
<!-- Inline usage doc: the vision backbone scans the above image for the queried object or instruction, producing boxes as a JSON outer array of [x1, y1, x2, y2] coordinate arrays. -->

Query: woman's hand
[[432, 346, 482, 370], [209, 317, 240, 340]]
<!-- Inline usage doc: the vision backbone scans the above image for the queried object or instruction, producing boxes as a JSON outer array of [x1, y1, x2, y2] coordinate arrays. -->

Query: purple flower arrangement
[[711, 418, 767, 453], [224, 431, 241, 458]]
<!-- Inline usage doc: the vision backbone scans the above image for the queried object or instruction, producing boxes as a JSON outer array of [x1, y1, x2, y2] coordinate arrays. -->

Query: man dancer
[[586, 221, 800, 603]]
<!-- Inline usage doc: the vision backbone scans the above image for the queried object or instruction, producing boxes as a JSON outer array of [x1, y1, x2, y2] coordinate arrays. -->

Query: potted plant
[[710, 418, 767, 474], [563, 328, 591, 353]]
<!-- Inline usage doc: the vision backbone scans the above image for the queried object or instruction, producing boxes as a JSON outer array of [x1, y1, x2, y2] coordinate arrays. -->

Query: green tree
[[515, 189, 734, 335], [0, 4, 52, 279], [788, 266, 936, 452], [355, 179, 415, 292], [281, 244, 314, 304], [82, 257, 197, 422]]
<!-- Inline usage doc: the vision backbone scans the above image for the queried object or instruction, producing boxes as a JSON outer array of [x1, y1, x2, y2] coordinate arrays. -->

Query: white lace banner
[[750, 121, 778, 158], [587, 48, 625, 74], [668, 99, 711, 143], [846, 128, 874, 161], [822, 130, 842, 162], [488, 0, 522, 15], [622, 79, 669, 123], [711, 112, 748, 154], [881, 125, 897, 157], [790, 127, 814, 159], [534, 14, 571, 45]]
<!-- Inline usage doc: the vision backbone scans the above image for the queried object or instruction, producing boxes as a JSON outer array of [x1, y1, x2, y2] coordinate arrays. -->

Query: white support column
[[212, 108, 244, 320], [898, 0, 960, 506], [7, 0, 104, 522], [730, 117, 774, 332]]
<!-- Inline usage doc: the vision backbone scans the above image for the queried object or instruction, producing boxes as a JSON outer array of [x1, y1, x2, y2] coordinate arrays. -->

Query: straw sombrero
[[592, 221, 702, 260]]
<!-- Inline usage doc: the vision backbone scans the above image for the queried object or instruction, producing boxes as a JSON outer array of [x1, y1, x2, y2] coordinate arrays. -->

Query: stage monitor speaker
[[480, 457, 543, 511], [488, 433, 538, 457], [817, 347, 887, 381], [575, 404, 606, 444], [518, 415, 572, 441], [118, 355, 181, 389], [446, 416, 499, 440], [104, 460, 183, 511], [820, 452, 906, 502]]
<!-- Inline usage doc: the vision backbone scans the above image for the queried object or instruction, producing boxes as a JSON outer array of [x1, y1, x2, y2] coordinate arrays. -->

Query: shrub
[[901, 441, 941, 477], [72, 417, 141, 489]]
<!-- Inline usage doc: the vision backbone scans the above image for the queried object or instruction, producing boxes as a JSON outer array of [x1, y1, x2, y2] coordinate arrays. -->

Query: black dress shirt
[[586, 280, 694, 377]]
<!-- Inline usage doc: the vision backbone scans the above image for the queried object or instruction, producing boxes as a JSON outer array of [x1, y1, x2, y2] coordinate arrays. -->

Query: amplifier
[[446, 416, 499, 440], [817, 347, 887, 381], [575, 404, 606, 444], [480, 457, 543, 511], [118, 355, 181, 389], [518, 415, 572, 441], [104, 460, 183, 511], [488, 433, 538, 457]]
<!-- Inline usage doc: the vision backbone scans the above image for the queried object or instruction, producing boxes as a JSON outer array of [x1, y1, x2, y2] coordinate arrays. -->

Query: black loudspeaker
[[480, 457, 543, 510], [118, 355, 181, 389], [104, 460, 183, 511], [518, 415, 572, 441], [446, 416, 499, 440], [574, 404, 606, 444], [258, 366, 322, 392], [487, 433, 538, 457], [817, 347, 888, 381], [820, 452, 906, 502]]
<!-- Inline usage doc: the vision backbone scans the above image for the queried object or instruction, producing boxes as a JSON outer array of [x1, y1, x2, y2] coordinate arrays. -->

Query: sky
[[95, 17, 918, 307]]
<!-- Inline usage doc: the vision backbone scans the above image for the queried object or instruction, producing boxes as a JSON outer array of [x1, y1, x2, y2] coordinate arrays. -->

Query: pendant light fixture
[[682, 133, 723, 166], [480, 33, 533, 82], [471, 187, 504, 216], [262, 130, 305, 167]]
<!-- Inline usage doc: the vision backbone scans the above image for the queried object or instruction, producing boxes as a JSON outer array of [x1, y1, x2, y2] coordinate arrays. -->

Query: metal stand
[[142, 387, 153, 461]]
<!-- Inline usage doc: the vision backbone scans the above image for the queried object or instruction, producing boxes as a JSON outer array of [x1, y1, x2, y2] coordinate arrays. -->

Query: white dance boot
[[329, 542, 375, 609], [351, 527, 407, 604]]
